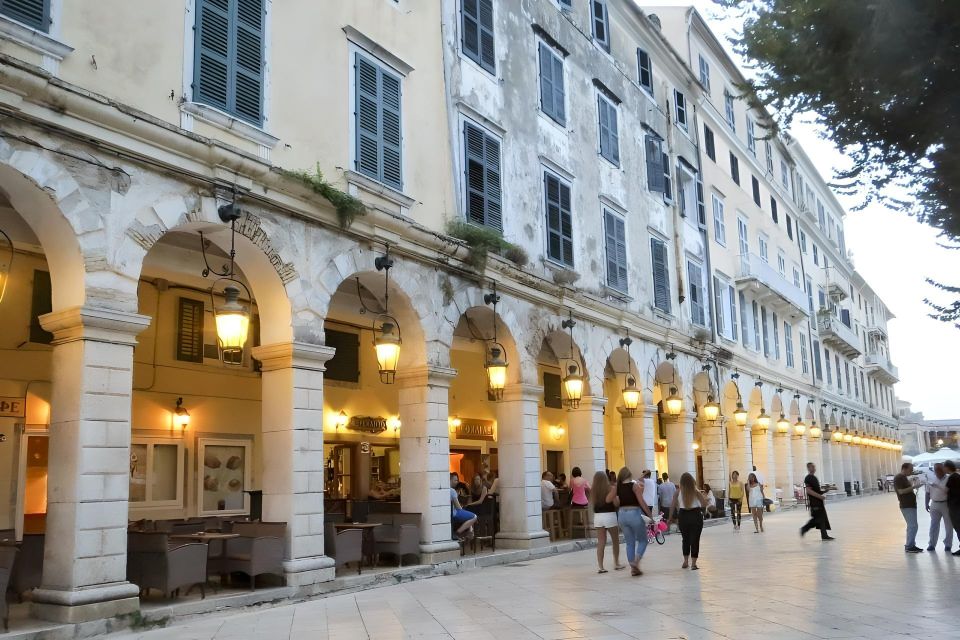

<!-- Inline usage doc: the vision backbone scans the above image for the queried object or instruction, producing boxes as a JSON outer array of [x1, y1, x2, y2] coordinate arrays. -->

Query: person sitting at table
[[702, 484, 718, 518], [368, 481, 393, 500], [465, 474, 489, 514], [555, 473, 568, 489], [450, 472, 477, 540], [487, 470, 500, 496]]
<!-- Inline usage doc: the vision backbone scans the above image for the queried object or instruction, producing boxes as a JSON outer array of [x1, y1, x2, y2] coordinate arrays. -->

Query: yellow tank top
[[728, 483, 743, 499]]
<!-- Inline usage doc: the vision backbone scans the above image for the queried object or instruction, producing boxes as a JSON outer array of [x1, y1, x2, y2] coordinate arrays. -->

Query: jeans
[[728, 499, 741, 526], [900, 507, 918, 549], [928, 502, 954, 549], [618, 509, 649, 565], [678, 508, 704, 558]]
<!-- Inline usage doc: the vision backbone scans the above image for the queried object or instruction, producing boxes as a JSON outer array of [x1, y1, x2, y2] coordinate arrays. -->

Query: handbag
[[762, 497, 774, 506]]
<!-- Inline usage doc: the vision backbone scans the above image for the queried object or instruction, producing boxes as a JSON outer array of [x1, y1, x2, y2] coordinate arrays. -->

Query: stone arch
[[789, 394, 802, 422], [532, 319, 592, 399], [690, 370, 714, 414], [648, 351, 684, 407], [450, 304, 523, 386], [603, 335, 645, 407]]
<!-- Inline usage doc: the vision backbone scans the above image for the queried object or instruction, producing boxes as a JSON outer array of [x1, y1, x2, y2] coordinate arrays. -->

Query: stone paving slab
[[98, 495, 957, 640]]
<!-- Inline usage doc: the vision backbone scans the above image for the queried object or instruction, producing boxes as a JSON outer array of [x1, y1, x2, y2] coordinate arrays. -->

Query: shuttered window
[[539, 43, 565, 125], [739, 291, 749, 349], [800, 334, 810, 374], [590, 0, 610, 51], [729, 152, 740, 185], [687, 261, 705, 326], [603, 210, 628, 293], [770, 196, 779, 223], [729, 284, 739, 341], [176, 297, 205, 363], [704, 124, 715, 161], [354, 53, 403, 190], [645, 135, 665, 193], [674, 90, 687, 129], [598, 95, 619, 165], [724, 90, 736, 131], [29, 269, 52, 344], [786, 214, 793, 240], [637, 49, 653, 96], [713, 276, 724, 336], [0, 0, 49, 31], [544, 172, 573, 266], [543, 372, 562, 409], [695, 175, 706, 226], [772, 311, 780, 359], [785, 321, 794, 368], [324, 329, 360, 383], [760, 305, 769, 356], [698, 54, 711, 92], [752, 176, 761, 206], [464, 121, 502, 230], [747, 118, 756, 155], [651, 237, 670, 313], [462, 0, 495, 74], [194, 0, 265, 125], [712, 194, 726, 245]]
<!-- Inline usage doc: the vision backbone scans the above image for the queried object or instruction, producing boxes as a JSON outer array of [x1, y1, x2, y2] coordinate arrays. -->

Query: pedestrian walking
[[590, 470, 624, 573], [800, 462, 834, 540], [923, 463, 953, 552], [747, 473, 765, 533], [943, 460, 960, 556], [616, 467, 653, 576], [894, 462, 924, 553], [658, 473, 677, 517], [669, 472, 706, 569], [728, 470, 743, 531]]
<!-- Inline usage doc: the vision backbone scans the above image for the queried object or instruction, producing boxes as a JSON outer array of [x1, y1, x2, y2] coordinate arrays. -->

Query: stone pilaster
[[841, 442, 854, 490], [396, 365, 460, 563], [773, 431, 794, 503], [806, 436, 824, 485], [665, 412, 695, 478], [699, 418, 726, 490], [621, 405, 655, 475], [252, 341, 337, 587], [494, 384, 549, 549], [32, 306, 150, 623], [725, 421, 753, 480], [831, 440, 845, 488], [751, 428, 775, 490], [567, 396, 606, 480]]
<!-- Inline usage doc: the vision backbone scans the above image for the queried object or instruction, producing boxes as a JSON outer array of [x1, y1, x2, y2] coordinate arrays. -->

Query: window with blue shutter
[[704, 124, 715, 161], [539, 43, 565, 126], [752, 176, 761, 206], [462, 0, 496, 74], [752, 301, 761, 351], [760, 305, 769, 356], [651, 237, 670, 313], [698, 54, 710, 92], [729, 285, 738, 341], [772, 311, 780, 359], [747, 118, 756, 155], [590, 0, 610, 51], [645, 135, 665, 194], [0, 0, 49, 31], [713, 276, 724, 336], [729, 152, 740, 185], [724, 90, 736, 131], [739, 291, 749, 348], [544, 172, 573, 266], [770, 196, 778, 223], [464, 121, 502, 230], [800, 333, 809, 374], [598, 95, 619, 165], [687, 260, 705, 326], [354, 53, 403, 190], [194, 0, 265, 125], [695, 175, 705, 226], [604, 210, 628, 293], [785, 321, 794, 367], [823, 347, 832, 384], [637, 49, 653, 96], [674, 90, 687, 130]]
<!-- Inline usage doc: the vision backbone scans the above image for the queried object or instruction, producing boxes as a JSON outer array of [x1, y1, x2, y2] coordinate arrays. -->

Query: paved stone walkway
[[110, 496, 958, 640]]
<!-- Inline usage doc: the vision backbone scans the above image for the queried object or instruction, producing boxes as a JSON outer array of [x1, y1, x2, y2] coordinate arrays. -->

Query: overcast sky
[[641, 1, 959, 419]]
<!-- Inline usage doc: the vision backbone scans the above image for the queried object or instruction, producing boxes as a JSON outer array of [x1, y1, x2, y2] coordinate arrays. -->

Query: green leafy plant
[[280, 164, 367, 229], [445, 219, 526, 272]]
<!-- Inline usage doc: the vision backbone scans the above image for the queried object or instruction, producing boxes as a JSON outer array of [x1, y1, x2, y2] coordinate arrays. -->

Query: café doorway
[[15, 429, 48, 537]]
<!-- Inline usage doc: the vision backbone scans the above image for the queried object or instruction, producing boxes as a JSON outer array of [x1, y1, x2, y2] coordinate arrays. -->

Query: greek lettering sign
[[349, 416, 387, 434], [0, 397, 25, 418], [455, 420, 495, 441]]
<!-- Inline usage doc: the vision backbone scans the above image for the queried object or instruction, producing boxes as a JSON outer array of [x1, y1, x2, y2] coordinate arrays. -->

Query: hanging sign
[[0, 397, 24, 418], [348, 416, 388, 434], [455, 419, 495, 441]]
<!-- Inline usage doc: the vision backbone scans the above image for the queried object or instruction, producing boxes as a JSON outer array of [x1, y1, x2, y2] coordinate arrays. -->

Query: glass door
[[17, 430, 48, 537]]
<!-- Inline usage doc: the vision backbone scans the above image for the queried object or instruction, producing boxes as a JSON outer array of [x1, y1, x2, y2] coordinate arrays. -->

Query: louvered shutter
[[462, 0, 495, 73], [29, 269, 52, 344], [355, 54, 403, 190], [713, 276, 724, 336], [462, 0, 480, 63], [176, 297, 205, 363], [604, 211, 627, 292], [651, 238, 670, 313], [539, 43, 554, 119], [558, 180, 573, 265], [591, 0, 610, 51], [772, 311, 780, 359], [543, 372, 562, 409], [598, 98, 610, 160], [464, 122, 501, 230], [551, 52, 565, 124], [195, 0, 231, 113], [729, 285, 738, 341], [608, 102, 619, 163], [687, 261, 704, 326], [0, 0, 49, 31], [380, 70, 403, 189], [662, 152, 672, 200], [545, 173, 573, 265], [478, 0, 496, 72], [695, 175, 705, 225], [739, 291, 749, 348], [234, 0, 264, 124], [645, 135, 665, 193]]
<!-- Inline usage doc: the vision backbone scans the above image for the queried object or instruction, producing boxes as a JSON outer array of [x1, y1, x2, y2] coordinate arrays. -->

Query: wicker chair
[[1, 546, 17, 631], [325, 523, 363, 574], [223, 523, 286, 590], [127, 532, 208, 599], [376, 524, 420, 567]]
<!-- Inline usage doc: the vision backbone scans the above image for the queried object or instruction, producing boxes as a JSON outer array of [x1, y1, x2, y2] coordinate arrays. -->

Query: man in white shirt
[[541, 471, 558, 510], [924, 463, 954, 552], [641, 470, 657, 511]]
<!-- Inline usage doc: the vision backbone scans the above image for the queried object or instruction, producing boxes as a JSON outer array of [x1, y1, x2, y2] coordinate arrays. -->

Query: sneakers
[[821, 536, 835, 541], [906, 546, 923, 553], [927, 546, 936, 551], [953, 550, 960, 556]]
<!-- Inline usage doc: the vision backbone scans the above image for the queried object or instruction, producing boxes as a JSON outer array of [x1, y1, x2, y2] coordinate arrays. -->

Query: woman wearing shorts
[[590, 470, 624, 573]]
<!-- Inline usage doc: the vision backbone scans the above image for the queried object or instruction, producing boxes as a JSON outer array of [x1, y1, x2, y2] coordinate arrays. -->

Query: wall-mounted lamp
[[549, 424, 566, 441], [448, 416, 462, 432], [336, 410, 349, 431], [387, 416, 401, 434], [692, 441, 700, 451], [173, 397, 190, 430]]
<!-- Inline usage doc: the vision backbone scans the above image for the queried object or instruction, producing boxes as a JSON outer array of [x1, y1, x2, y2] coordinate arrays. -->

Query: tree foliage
[[718, 0, 960, 323]]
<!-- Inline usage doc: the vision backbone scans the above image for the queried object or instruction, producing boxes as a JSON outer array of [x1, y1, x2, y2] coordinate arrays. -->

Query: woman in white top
[[747, 473, 765, 533]]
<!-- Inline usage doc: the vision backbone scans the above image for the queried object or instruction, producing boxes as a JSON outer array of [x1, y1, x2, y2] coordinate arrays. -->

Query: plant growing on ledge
[[280, 164, 367, 229], [445, 219, 527, 271]]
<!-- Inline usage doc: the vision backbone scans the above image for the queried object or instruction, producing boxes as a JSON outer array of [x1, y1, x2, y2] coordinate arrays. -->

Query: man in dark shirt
[[800, 462, 834, 540], [944, 460, 960, 556], [894, 462, 923, 553]]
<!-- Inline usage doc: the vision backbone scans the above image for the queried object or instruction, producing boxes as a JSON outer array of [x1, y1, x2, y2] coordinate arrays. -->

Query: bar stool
[[543, 509, 564, 541], [569, 507, 589, 539]]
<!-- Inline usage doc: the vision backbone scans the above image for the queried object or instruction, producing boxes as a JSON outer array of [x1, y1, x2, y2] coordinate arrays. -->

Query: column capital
[[252, 341, 336, 372], [395, 364, 457, 389], [501, 383, 542, 403], [39, 305, 151, 346], [618, 404, 658, 418], [568, 395, 606, 412]]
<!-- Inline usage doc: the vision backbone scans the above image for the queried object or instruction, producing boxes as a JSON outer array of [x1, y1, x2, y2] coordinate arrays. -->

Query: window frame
[[590, 0, 610, 52], [129, 437, 186, 511], [637, 48, 654, 96], [746, 117, 756, 155], [460, 0, 496, 74], [196, 437, 253, 517], [538, 40, 566, 127], [674, 89, 688, 131], [351, 49, 405, 191], [603, 207, 629, 293], [687, 259, 707, 327], [597, 93, 620, 166], [711, 193, 726, 246], [729, 152, 740, 185], [543, 170, 574, 267], [461, 117, 503, 230], [650, 235, 672, 314], [704, 123, 716, 161], [698, 54, 711, 92], [724, 89, 736, 132]]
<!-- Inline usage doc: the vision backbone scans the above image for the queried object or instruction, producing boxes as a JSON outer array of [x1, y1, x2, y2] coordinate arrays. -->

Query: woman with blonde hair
[[591, 470, 624, 573], [616, 466, 653, 576], [669, 473, 707, 569]]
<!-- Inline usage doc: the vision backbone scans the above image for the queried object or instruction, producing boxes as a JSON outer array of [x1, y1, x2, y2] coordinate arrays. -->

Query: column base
[[495, 530, 551, 550], [283, 555, 336, 587], [31, 582, 140, 623], [420, 540, 461, 564]]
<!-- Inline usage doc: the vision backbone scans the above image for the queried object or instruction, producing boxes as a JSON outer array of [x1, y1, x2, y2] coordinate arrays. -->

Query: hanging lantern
[[756, 408, 771, 432], [793, 418, 806, 436], [563, 364, 584, 409], [809, 422, 821, 439], [485, 344, 508, 400], [843, 432, 853, 444], [172, 397, 190, 429], [621, 376, 641, 415], [665, 386, 683, 416], [733, 402, 748, 427], [214, 285, 251, 363], [852, 433, 862, 445], [0, 228, 12, 305], [373, 320, 402, 384], [701, 395, 721, 422], [776, 413, 790, 434], [832, 429, 843, 442]]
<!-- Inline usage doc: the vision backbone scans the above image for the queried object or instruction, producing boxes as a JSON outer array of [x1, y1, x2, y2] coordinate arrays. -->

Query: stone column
[[32, 306, 150, 623], [567, 396, 606, 480], [751, 428, 775, 490], [806, 436, 824, 485], [725, 421, 753, 481], [700, 418, 726, 490], [841, 443, 854, 492], [621, 405, 655, 474], [831, 440, 844, 488], [495, 383, 549, 549], [396, 365, 460, 563], [773, 431, 794, 503], [665, 412, 695, 478], [791, 434, 807, 487], [852, 446, 863, 494], [252, 342, 337, 587]]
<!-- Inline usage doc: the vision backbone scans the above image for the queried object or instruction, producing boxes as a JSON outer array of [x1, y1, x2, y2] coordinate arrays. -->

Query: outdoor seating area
[[324, 506, 424, 573]]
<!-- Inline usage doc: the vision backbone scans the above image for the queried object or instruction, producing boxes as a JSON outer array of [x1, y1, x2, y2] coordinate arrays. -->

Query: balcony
[[867, 324, 888, 340], [735, 253, 809, 320], [817, 311, 862, 358], [864, 352, 900, 384]]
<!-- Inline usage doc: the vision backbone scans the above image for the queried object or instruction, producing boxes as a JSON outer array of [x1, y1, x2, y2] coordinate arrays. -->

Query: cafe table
[[332, 522, 382, 566]]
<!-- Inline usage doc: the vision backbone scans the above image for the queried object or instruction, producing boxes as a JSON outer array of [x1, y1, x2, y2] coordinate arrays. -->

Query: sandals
[[597, 568, 608, 574], [630, 566, 642, 577], [614, 564, 626, 571]]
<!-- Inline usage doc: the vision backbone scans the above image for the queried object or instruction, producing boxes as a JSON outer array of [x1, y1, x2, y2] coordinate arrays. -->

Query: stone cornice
[[395, 365, 458, 389], [252, 342, 336, 372], [38, 306, 151, 346]]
